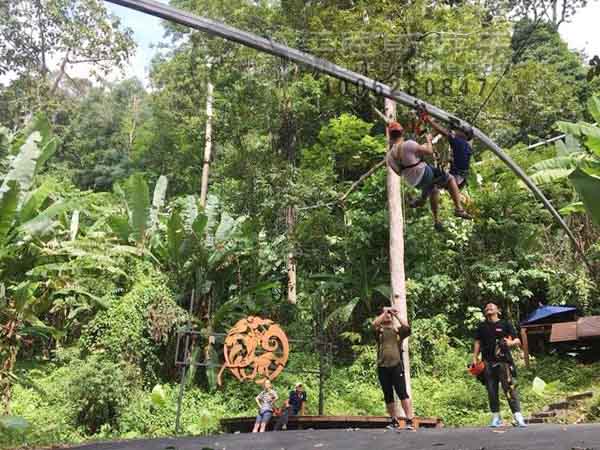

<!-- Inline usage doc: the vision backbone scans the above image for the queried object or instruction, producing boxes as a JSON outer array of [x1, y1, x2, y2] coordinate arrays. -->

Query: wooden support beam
[[103, 0, 585, 262], [385, 98, 412, 401]]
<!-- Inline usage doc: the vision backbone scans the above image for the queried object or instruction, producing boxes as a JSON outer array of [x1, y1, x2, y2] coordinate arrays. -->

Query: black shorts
[[377, 364, 409, 403]]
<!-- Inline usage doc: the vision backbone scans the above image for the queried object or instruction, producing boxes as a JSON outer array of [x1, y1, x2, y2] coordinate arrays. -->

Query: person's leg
[[499, 364, 526, 426], [378, 366, 398, 424], [445, 176, 471, 218], [390, 365, 414, 430], [259, 411, 272, 432], [485, 365, 502, 426], [252, 414, 262, 433], [429, 187, 444, 231]]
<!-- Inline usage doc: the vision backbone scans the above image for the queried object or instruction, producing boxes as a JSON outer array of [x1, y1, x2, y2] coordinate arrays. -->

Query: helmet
[[388, 121, 404, 133], [468, 361, 485, 377]]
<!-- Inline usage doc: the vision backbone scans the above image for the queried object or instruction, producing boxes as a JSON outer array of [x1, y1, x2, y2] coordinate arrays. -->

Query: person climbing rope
[[373, 306, 414, 431], [473, 301, 527, 428], [385, 121, 471, 231]]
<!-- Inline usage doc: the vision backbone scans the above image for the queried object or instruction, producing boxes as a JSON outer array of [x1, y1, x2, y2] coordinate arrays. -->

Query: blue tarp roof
[[521, 305, 577, 325]]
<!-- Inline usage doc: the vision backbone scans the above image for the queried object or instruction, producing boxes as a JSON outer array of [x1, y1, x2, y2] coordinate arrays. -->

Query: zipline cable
[[102, 0, 589, 267]]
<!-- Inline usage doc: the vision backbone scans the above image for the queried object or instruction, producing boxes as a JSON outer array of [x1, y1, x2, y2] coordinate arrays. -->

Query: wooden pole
[[385, 98, 412, 406], [200, 76, 214, 208], [286, 205, 297, 304]]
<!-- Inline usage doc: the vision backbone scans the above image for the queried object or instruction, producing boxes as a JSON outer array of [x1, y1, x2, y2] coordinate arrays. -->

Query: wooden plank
[[566, 392, 594, 402], [103, 0, 584, 260], [550, 322, 577, 343], [577, 316, 600, 339]]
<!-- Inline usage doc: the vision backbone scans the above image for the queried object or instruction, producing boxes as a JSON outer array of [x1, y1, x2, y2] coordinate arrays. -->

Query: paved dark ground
[[68, 424, 600, 450]]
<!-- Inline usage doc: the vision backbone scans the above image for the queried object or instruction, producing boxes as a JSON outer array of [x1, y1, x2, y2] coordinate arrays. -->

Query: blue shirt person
[[286, 383, 307, 415]]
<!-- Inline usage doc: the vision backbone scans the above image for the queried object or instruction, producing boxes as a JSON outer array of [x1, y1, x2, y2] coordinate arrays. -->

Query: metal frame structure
[[104, 0, 584, 260]]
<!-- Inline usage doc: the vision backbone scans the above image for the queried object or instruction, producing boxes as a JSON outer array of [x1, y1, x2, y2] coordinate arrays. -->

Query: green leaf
[[559, 202, 586, 216], [0, 131, 43, 196], [123, 173, 150, 246], [564, 134, 583, 154], [19, 201, 72, 236], [569, 164, 600, 225], [151, 384, 167, 407], [20, 181, 53, 223], [0, 180, 19, 243], [167, 210, 185, 263], [588, 96, 600, 124], [324, 297, 359, 329], [149, 175, 168, 229], [530, 168, 574, 185], [529, 156, 578, 173], [0, 416, 30, 433], [192, 213, 208, 239], [69, 210, 80, 241], [13, 281, 39, 314], [108, 214, 131, 242]]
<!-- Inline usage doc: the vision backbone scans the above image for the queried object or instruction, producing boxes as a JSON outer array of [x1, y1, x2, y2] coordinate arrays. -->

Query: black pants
[[377, 364, 409, 403], [484, 362, 521, 413]]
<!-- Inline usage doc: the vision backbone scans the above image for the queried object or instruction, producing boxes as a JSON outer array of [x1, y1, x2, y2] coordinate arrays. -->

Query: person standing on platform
[[473, 301, 527, 428], [252, 379, 278, 433], [373, 307, 415, 430]]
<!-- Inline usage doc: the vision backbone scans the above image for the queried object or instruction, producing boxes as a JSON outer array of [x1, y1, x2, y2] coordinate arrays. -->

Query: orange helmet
[[468, 361, 485, 377], [388, 121, 404, 134]]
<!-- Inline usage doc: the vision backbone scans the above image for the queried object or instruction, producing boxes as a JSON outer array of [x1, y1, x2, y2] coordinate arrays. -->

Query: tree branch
[[339, 158, 386, 202]]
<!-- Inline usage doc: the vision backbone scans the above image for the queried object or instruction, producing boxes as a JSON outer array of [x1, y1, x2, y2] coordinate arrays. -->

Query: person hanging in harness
[[385, 121, 471, 232], [373, 306, 414, 431], [424, 110, 473, 190], [473, 301, 527, 428]]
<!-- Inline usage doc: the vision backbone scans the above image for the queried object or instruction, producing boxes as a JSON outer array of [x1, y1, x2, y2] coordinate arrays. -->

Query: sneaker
[[434, 222, 445, 232], [386, 417, 399, 430], [489, 416, 502, 428], [513, 413, 528, 428], [455, 209, 472, 220], [394, 419, 415, 432]]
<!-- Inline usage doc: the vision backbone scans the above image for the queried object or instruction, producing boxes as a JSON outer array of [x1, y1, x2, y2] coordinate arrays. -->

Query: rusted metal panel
[[549, 322, 577, 343], [577, 316, 600, 339]]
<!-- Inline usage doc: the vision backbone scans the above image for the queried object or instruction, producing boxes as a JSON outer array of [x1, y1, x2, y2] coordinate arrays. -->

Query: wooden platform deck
[[220, 415, 443, 433]]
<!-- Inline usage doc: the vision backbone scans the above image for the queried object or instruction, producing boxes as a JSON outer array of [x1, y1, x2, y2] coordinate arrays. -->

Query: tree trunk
[[385, 98, 412, 403], [200, 78, 214, 208], [286, 205, 297, 304]]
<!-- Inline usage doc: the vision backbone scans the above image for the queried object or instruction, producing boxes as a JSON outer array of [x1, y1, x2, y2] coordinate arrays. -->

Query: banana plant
[[108, 173, 168, 251], [528, 96, 600, 225]]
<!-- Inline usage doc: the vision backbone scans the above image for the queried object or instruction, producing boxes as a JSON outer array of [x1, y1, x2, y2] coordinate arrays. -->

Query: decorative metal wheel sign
[[217, 316, 289, 386]]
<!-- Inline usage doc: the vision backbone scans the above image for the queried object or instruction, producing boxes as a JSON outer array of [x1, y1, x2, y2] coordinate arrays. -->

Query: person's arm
[[427, 117, 450, 137], [416, 134, 434, 156], [372, 311, 388, 330], [256, 394, 262, 409], [300, 398, 306, 416], [473, 339, 481, 365], [504, 323, 521, 348], [390, 309, 411, 337]]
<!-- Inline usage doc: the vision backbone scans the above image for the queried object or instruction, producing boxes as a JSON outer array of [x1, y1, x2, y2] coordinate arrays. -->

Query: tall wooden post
[[200, 76, 214, 208], [385, 98, 412, 404]]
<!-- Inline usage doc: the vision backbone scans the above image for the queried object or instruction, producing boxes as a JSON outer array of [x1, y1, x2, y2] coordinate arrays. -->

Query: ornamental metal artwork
[[217, 316, 289, 386]]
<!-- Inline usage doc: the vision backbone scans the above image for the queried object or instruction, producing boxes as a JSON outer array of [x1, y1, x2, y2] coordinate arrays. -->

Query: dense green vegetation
[[1, 0, 600, 448]]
